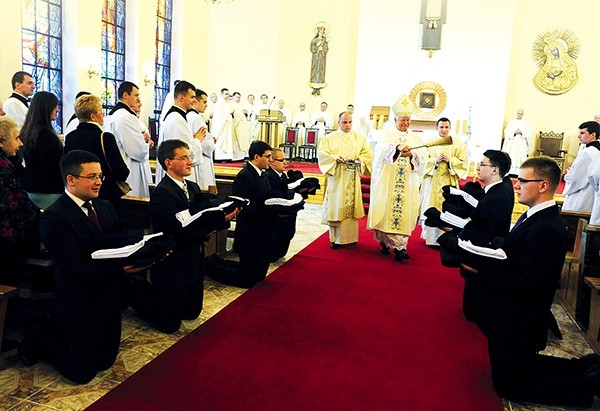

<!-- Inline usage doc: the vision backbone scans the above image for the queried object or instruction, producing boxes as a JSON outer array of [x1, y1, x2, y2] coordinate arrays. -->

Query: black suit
[[264, 167, 298, 261], [64, 122, 130, 202], [34, 193, 129, 384], [460, 177, 514, 322], [223, 163, 275, 287], [477, 205, 594, 407], [130, 176, 227, 333]]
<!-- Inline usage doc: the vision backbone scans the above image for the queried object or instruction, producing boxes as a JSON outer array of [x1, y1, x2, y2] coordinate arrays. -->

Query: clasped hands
[[397, 145, 413, 157]]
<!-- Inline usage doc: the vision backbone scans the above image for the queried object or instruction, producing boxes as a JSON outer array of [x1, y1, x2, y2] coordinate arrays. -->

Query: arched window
[[22, 0, 63, 132], [101, 0, 126, 114], [154, 0, 173, 121]]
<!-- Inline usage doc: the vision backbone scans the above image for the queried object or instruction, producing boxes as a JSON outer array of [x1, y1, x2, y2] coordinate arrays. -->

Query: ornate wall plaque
[[532, 28, 580, 95], [409, 81, 446, 119]]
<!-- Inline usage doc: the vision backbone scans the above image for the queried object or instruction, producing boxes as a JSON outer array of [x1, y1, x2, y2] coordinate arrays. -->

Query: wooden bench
[[584, 276, 600, 353], [0, 285, 19, 369], [558, 217, 587, 319], [577, 224, 600, 328]]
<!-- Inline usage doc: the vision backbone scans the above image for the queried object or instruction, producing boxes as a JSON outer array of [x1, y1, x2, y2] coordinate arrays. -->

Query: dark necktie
[[512, 212, 528, 231], [182, 183, 190, 201], [83, 201, 102, 231]]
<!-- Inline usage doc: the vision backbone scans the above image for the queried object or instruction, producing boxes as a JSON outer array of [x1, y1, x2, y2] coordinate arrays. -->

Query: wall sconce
[[88, 64, 100, 79], [143, 73, 154, 87]]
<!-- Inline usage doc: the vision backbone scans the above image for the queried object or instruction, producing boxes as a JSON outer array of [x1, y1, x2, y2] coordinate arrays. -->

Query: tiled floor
[[0, 203, 598, 410]]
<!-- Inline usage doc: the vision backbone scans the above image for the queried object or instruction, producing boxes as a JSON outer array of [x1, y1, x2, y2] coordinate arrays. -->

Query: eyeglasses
[[478, 162, 496, 168], [516, 178, 545, 184], [171, 155, 194, 162], [73, 174, 105, 182], [272, 158, 286, 162]]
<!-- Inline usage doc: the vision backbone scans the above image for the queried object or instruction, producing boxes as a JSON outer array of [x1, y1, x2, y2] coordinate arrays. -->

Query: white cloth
[[232, 100, 250, 159], [563, 144, 600, 211], [63, 117, 80, 136], [3, 95, 28, 129], [187, 109, 216, 190], [159, 91, 174, 124], [502, 118, 533, 174], [292, 110, 311, 145], [212, 99, 235, 160], [104, 105, 152, 197], [368, 129, 428, 237], [589, 155, 600, 225], [156, 106, 203, 185]]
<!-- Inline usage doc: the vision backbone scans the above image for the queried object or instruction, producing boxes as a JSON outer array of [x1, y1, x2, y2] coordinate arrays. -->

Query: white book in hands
[[440, 211, 470, 229], [91, 232, 164, 259], [176, 196, 250, 228]]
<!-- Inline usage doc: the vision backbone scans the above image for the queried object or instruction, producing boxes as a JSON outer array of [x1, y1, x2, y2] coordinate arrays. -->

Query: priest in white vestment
[[232, 92, 250, 159], [563, 121, 600, 211], [187, 89, 216, 191], [310, 101, 334, 138], [212, 88, 236, 161], [368, 96, 428, 261], [419, 117, 468, 245], [317, 112, 372, 249], [155, 81, 204, 185], [291, 102, 311, 146], [502, 109, 533, 175], [104, 81, 152, 197]]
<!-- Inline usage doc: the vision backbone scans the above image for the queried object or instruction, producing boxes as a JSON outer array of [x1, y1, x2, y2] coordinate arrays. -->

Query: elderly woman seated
[[0, 117, 40, 283]]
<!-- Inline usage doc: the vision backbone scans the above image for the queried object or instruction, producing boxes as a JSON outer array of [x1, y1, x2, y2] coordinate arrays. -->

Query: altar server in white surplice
[[563, 121, 600, 212], [156, 81, 205, 186], [368, 96, 428, 262], [502, 109, 533, 175], [187, 88, 216, 190], [3, 71, 35, 130], [318, 111, 372, 249], [292, 102, 311, 146], [213, 88, 236, 161], [104, 81, 152, 197]]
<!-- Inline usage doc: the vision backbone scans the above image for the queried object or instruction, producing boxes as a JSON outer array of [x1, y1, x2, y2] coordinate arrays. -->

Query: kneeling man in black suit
[[463, 156, 600, 408], [20, 150, 147, 384]]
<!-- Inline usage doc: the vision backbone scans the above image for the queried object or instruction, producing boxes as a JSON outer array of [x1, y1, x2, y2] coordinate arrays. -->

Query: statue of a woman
[[309, 23, 328, 96]]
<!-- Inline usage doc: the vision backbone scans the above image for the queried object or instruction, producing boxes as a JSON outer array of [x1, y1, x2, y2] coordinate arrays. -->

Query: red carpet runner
[[89, 222, 501, 411]]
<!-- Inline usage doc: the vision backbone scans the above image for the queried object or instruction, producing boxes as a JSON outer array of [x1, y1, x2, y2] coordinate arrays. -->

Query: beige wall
[[504, 0, 600, 152], [0, 0, 598, 148]]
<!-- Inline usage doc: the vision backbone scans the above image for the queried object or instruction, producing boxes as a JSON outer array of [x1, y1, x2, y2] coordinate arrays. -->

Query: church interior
[[1, 0, 600, 410]]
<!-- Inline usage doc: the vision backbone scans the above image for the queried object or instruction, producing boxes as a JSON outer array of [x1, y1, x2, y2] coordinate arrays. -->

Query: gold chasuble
[[368, 129, 427, 236], [318, 130, 373, 227]]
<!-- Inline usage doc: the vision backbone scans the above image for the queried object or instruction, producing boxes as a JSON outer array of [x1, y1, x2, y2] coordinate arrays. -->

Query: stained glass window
[[101, 0, 126, 114], [21, 0, 63, 132], [154, 0, 172, 121]]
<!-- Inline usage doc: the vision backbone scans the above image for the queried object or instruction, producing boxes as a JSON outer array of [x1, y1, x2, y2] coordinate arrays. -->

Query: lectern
[[256, 109, 286, 148]]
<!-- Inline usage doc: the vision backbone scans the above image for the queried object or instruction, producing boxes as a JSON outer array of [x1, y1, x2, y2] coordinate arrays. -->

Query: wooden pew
[[584, 276, 600, 353], [0, 285, 19, 369], [578, 224, 600, 328], [558, 217, 586, 319]]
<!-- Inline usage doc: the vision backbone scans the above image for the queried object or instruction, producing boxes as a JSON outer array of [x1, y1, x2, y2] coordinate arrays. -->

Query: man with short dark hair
[[104, 81, 152, 197], [129, 139, 235, 333], [458, 149, 514, 322], [465, 156, 600, 408], [187, 88, 216, 191], [3, 71, 35, 129], [227, 140, 276, 287], [562, 120, 600, 211], [156, 80, 205, 185], [19, 150, 146, 384]]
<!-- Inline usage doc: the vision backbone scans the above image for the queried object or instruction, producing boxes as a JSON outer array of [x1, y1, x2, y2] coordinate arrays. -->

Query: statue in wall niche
[[309, 22, 329, 96], [532, 28, 580, 95]]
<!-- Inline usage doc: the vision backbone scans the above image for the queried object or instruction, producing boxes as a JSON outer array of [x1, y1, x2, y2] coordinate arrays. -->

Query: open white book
[[91, 232, 163, 259], [264, 193, 304, 206], [448, 186, 479, 208], [440, 211, 470, 229], [457, 239, 507, 260]]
